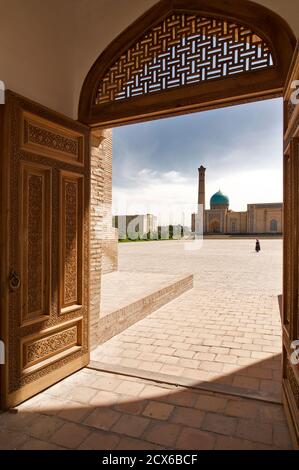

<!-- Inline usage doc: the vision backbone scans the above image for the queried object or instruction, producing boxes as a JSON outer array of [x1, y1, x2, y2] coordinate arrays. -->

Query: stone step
[[88, 360, 281, 405], [98, 272, 193, 344]]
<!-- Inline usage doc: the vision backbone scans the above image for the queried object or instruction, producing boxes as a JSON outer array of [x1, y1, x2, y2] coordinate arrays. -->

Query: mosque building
[[192, 166, 283, 234]]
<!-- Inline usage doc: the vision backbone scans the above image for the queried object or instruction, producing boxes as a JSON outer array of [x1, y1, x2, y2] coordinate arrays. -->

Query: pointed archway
[[79, 0, 295, 127]]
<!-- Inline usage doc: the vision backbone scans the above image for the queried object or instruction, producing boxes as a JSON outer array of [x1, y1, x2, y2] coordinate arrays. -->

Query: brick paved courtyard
[[93, 240, 284, 401], [0, 239, 292, 450]]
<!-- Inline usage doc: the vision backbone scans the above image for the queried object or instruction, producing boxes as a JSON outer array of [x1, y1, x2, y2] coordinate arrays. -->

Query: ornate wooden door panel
[[0, 91, 90, 408], [283, 42, 299, 449]]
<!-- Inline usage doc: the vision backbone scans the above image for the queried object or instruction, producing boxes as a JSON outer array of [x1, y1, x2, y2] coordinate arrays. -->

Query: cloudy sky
[[112, 98, 283, 225]]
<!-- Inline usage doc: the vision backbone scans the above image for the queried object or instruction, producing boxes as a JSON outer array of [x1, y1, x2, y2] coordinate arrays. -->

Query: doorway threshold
[[88, 360, 281, 405]]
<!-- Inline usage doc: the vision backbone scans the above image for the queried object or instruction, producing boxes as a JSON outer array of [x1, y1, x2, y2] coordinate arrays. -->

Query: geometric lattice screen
[[96, 14, 274, 105]]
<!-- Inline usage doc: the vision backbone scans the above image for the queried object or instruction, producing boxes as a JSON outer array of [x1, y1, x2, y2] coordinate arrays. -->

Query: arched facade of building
[[194, 174, 284, 235], [210, 220, 221, 233]]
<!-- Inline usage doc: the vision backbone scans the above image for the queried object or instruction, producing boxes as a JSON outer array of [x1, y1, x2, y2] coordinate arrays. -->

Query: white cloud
[[206, 168, 282, 212], [113, 169, 196, 225]]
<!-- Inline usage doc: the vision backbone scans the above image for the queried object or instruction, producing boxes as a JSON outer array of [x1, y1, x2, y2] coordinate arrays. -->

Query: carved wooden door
[[283, 42, 299, 449], [0, 92, 90, 408]]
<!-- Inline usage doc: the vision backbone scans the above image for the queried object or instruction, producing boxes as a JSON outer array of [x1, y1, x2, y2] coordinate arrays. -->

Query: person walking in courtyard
[[255, 239, 261, 253]]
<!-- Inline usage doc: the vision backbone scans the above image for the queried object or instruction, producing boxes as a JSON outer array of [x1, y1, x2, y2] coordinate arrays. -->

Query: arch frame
[[210, 219, 221, 234], [270, 219, 278, 232], [79, 0, 296, 127]]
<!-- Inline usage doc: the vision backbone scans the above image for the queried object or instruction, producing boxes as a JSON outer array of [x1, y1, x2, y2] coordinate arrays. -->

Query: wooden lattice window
[[96, 13, 274, 105], [79, 0, 295, 126]]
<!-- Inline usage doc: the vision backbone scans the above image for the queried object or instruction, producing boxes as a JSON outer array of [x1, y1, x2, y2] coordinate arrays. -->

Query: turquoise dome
[[210, 190, 229, 208]]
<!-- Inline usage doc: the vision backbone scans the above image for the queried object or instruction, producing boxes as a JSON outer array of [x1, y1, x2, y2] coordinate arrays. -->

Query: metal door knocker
[[9, 270, 21, 291]]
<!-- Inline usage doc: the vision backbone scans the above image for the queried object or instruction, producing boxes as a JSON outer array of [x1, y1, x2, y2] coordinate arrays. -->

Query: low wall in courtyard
[[98, 273, 193, 344]]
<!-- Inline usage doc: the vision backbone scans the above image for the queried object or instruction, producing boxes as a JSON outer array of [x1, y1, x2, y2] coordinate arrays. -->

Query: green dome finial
[[210, 190, 229, 208]]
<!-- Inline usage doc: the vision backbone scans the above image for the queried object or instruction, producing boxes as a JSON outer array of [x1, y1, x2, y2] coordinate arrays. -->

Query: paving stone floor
[[100, 271, 187, 317], [93, 240, 284, 401], [0, 368, 292, 450], [0, 239, 293, 450]]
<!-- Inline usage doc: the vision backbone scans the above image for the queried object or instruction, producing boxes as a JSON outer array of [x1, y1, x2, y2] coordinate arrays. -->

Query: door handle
[[9, 270, 21, 291]]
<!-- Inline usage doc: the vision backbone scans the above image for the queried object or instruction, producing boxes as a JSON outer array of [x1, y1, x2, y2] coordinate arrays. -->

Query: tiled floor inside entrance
[[0, 368, 291, 450], [0, 239, 293, 450]]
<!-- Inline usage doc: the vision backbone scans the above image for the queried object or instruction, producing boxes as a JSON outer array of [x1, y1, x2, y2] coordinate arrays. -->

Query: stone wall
[[203, 205, 282, 235], [254, 207, 283, 233], [99, 130, 118, 274], [90, 129, 118, 349], [226, 211, 248, 233], [247, 204, 283, 233]]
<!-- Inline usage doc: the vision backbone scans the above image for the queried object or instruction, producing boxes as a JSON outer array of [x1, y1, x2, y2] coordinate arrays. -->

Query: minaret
[[198, 166, 206, 210]]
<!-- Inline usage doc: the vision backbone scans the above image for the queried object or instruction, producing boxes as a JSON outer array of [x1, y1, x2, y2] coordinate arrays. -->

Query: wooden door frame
[[282, 42, 299, 449]]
